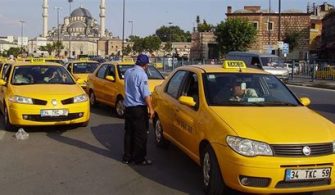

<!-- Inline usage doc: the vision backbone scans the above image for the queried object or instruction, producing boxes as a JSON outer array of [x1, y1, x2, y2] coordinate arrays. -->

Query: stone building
[[190, 32, 218, 61], [226, 6, 310, 59], [309, 2, 334, 57], [320, 10, 335, 59]]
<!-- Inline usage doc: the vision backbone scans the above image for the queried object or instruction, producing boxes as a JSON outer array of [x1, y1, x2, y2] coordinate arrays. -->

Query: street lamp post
[[68, 0, 73, 58], [128, 20, 134, 37], [55, 6, 62, 56], [19, 20, 25, 54], [121, 0, 125, 59]]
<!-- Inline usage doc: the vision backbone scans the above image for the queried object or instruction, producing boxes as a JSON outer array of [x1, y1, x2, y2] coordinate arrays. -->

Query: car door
[[102, 64, 117, 106], [159, 70, 188, 141], [0, 64, 12, 113], [173, 71, 200, 155], [93, 64, 108, 103]]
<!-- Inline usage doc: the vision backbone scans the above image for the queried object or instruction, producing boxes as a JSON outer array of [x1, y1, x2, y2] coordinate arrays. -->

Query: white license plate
[[285, 168, 331, 181], [40, 109, 68, 117]]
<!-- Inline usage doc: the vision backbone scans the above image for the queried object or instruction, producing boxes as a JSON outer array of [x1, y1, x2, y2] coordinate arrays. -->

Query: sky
[[0, 0, 334, 38]]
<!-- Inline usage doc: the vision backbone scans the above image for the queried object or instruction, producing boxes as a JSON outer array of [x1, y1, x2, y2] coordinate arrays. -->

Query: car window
[[180, 72, 199, 108], [166, 70, 187, 99], [107, 65, 115, 77], [3, 64, 12, 82], [204, 73, 299, 106], [73, 62, 99, 74], [11, 65, 75, 85], [97, 64, 108, 79]]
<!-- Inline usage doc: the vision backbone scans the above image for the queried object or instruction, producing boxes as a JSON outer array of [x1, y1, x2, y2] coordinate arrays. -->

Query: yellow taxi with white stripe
[[87, 59, 164, 118], [0, 58, 90, 131], [152, 60, 335, 194], [65, 58, 100, 90]]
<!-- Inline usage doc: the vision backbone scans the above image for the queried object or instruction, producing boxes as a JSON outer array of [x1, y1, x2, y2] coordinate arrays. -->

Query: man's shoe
[[135, 159, 152, 166]]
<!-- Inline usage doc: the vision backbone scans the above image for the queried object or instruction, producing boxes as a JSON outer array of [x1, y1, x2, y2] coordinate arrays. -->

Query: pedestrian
[[122, 54, 155, 166]]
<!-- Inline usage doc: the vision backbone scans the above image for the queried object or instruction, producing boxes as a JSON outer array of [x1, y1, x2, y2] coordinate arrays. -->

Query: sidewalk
[[287, 75, 335, 90]]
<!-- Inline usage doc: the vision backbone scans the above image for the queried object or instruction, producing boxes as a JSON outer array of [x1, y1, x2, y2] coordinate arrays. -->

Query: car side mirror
[[178, 96, 196, 107], [105, 75, 115, 82], [0, 79, 6, 86], [76, 78, 85, 84], [299, 97, 311, 106]]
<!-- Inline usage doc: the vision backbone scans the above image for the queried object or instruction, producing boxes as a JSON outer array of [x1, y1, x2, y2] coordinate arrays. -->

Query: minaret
[[100, 0, 106, 37], [42, 0, 48, 37]]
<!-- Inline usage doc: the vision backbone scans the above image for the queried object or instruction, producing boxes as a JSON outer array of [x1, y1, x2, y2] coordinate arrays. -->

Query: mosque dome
[[71, 7, 92, 18]]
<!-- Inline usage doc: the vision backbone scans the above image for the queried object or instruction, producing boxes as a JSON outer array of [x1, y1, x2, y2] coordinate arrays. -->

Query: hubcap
[[203, 152, 211, 187], [155, 120, 162, 143], [116, 99, 124, 116]]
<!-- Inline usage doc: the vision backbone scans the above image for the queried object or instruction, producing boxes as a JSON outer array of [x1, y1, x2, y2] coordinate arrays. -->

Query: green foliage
[[197, 19, 213, 32], [283, 31, 301, 51], [39, 43, 54, 55], [155, 25, 191, 42], [6, 47, 21, 57], [132, 35, 162, 53], [215, 18, 257, 54], [53, 41, 64, 56], [123, 44, 132, 56], [163, 42, 172, 52]]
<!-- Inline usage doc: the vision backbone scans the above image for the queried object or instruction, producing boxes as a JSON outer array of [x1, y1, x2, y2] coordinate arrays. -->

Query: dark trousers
[[123, 106, 149, 163]]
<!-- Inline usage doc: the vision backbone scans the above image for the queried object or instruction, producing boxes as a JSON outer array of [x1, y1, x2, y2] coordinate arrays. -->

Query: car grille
[[271, 143, 333, 156], [32, 98, 47, 105], [61, 98, 74, 105], [23, 113, 83, 122], [275, 179, 331, 188]]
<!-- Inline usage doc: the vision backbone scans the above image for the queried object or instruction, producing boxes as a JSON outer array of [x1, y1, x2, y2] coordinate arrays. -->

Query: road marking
[[0, 130, 6, 140], [287, 84, 335, 92]]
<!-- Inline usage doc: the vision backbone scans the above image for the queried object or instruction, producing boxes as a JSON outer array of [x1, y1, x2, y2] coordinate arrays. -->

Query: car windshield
[[11, 65, 75, 85], [261, 57, 285, 68], [203, 73, 300, 106], [45, 59, 64, 65], [117, 65, 164, 79], [73, 62, 99, 74]]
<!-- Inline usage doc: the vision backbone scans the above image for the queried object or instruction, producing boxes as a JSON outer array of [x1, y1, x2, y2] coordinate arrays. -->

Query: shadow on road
[[309, 104, 335, 114]]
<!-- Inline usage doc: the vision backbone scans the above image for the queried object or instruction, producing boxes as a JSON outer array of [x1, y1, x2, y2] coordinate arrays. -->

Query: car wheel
[[115, 98, 125, 118], [201, 145, 226, 194], [154, 117, 170, 148], [89, 91, 97, 107], [4, 105, 15, 131]]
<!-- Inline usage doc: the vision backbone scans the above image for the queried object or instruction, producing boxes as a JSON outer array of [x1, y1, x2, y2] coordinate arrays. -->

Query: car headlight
[[8, 95, 33, 104], [226, 136, 273, 157], [73, 94, 88, 103]]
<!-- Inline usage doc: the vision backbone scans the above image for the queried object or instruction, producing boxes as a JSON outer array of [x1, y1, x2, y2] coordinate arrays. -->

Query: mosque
[[29, 0, 124, 58]]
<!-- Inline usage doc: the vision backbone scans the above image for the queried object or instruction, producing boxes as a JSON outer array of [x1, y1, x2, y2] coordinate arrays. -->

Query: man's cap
[[135, 54, 149, 66]]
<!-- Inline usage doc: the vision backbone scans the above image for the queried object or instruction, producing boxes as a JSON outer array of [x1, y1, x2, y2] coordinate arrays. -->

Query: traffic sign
[[283, 43, 289, 55]]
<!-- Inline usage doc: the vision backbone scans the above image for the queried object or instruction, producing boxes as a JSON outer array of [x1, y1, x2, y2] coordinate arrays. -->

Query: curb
[[287, 82, 335, 90]]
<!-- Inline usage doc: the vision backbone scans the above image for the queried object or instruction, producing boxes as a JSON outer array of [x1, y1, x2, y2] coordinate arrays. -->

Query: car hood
[[11, 84, 84, 98], [210, 106, 335, 144], [263, 66, 289, 74], [73, 74, 89, 81]]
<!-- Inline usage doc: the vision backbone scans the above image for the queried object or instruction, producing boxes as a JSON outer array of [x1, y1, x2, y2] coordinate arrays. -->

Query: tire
[[153, 117, 170, 148], [4, 105, 16, 131], [89, 91, 97, 107], [115, 97, 125, 118], [201, 145, 226, 195]]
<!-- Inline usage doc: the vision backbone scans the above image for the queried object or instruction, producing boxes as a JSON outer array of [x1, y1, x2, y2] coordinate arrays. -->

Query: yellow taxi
[[0, 58, 90, 131], [65, 58, 100, 89], [87, 60, 164, 118], [316, 66, 335, 80], [151, 60, 335, 194]]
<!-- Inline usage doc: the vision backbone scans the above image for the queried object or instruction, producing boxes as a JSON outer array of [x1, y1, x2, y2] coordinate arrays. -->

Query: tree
[[132, 35, 161, 53], [163, 42, 172, 53], [6, 47, 21, 57], [53, 41, 64, 56], [198, 19, 213, 32], [155, 25, 191, 42], [283, 31, 301, 51], [123, 44, 132, 56], [215, 18, 257, 55], [39, 43, 54, 55]]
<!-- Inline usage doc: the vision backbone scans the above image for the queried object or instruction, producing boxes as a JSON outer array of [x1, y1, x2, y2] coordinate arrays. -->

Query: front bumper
[[7, 101, 90, 126], [213, 143, 335, 194]]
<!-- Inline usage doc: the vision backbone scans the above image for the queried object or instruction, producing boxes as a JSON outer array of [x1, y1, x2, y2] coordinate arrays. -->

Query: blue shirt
[[124, 65, 151, 107]]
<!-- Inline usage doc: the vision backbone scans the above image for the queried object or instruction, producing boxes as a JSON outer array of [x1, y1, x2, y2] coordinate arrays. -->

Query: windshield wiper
[[263, 101, 298, 106]]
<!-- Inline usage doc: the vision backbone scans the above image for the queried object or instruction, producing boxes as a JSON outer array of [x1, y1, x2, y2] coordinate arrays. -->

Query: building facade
[[226, 6, 310, 59], [320, 10, 335, 59], [190, 32, 218, 60]]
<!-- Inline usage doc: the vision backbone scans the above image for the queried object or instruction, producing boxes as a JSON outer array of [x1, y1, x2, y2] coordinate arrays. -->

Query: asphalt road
[[0, 85, 334, 195]]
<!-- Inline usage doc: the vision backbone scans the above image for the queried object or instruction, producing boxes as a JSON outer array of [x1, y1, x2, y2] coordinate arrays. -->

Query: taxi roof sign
[[30, 58, 46, 63], [79, 58, 90, 61], [223, 60, 247, 69]]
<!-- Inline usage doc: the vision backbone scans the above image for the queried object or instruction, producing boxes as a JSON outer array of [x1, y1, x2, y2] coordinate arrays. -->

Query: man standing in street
[[122, 54, 155, 166]]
